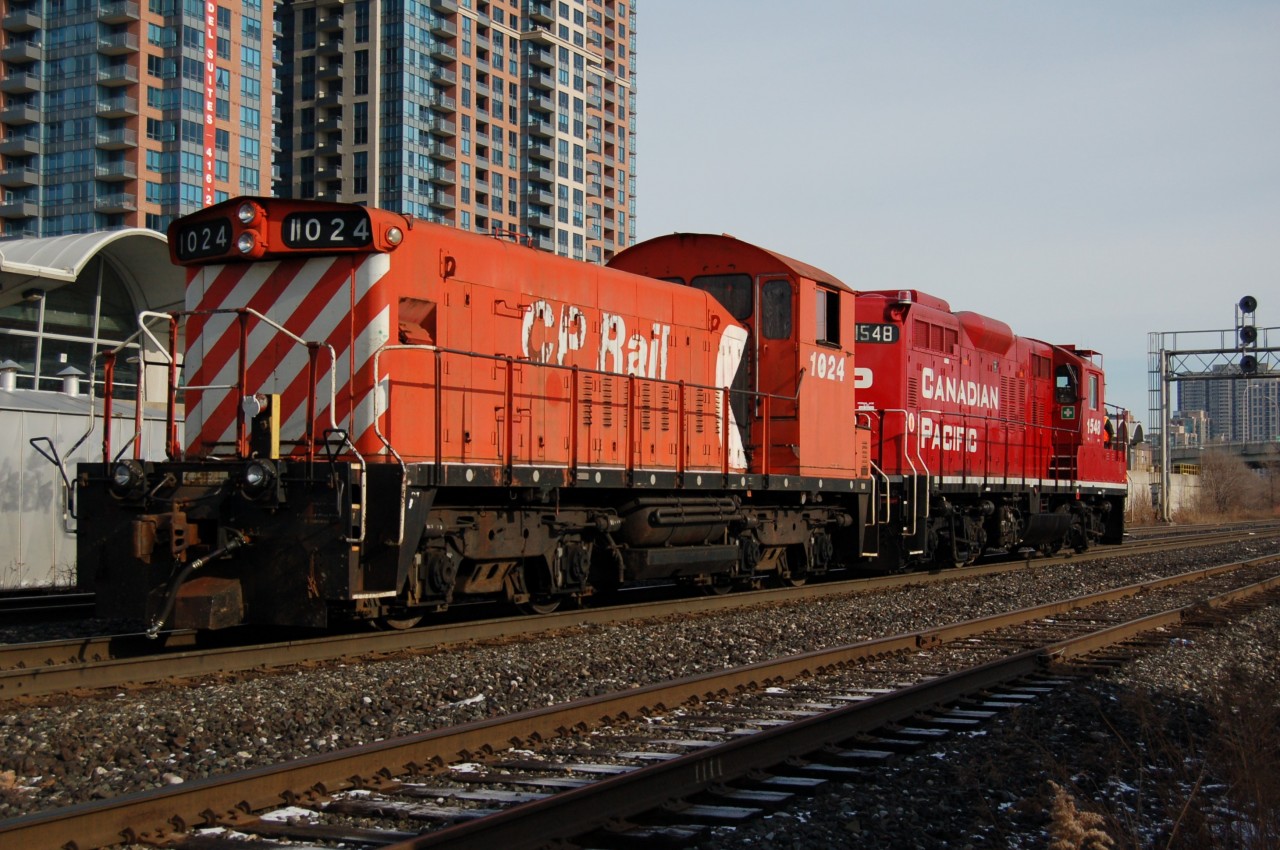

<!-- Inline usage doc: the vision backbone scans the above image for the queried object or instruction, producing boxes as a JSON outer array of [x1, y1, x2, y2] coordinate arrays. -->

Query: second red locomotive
[[66, 198, 1125, 631]]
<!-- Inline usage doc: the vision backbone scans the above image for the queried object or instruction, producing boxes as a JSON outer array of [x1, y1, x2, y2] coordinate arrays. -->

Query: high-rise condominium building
[[276, 0, 636, 262], [0, 0, 275, 238]]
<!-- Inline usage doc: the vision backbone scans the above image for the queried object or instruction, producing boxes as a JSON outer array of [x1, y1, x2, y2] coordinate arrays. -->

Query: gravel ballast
[[2, 536, 1279, 847]]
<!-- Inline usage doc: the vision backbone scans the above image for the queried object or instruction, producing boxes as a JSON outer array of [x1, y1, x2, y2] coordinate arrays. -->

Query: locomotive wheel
[[519, 595, 562, 615], [702, 575, 734, 595], [782, 574, 807, 587], [369, 615, 423, 630]]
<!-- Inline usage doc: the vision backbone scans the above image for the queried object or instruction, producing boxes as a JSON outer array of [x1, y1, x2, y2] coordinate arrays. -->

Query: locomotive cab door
[[756, 276, 798, 418], [689, 272, 798, 473]]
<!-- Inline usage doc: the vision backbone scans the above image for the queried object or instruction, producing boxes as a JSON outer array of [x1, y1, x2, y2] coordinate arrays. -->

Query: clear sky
[[632, 1, 1280, 426]]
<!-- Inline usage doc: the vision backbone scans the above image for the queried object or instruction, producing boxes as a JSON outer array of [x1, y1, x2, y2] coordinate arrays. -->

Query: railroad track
[[3, 550, 1279, 848], [0, 528, 1275, 701], [0, 590, 95, 622]]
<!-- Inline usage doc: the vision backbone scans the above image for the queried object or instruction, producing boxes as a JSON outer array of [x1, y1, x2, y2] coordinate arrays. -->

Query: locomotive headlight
[[385, 226, 404, 246], [236, 232, 256, 254], [242, 459, 277, 498], [109, 459, 147, 498], [236, 202, 258, 224]]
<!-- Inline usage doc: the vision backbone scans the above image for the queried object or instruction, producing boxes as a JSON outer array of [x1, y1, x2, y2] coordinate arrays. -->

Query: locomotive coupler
[[146, 529, 248, 638]]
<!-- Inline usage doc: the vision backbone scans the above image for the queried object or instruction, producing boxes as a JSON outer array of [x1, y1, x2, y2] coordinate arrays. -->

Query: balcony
[[96, 95, 138, 118], [430, 66, 456, 86], [317, 35, 343, 55], [0, 166, 38, 187], [0, 40, 41, 63], [317, 61, 342, 80], [430, 0, 458, 12], [95, 192, 137, 213], [525, 117, 553, 139], [525, 141, 553, 162], [528, 72, 554, 91], [315, 136, 340, 156], [428, 191, 455, 210], [0, 133, 38, 155], [429, 17, 457, 38], [315, 163, 343, 182], [528, 2, 554, 24], [97, 32, 139, 55], [98, 1, 141, 24], [430, 42, 456, 62], [427, 140, 455, 160], [522, 165, 553, 183], [428, 116, 456, 137], [2, 10, 40, 32], [0, 199, 37, 218], [427, 167, 455, 186], [524, 209, 553, 228], [524, 186, 554, 206], [0, 103, 39, 125], [525, 93, 554, 111], [0, 72, 38, 94], [524, 45, 553, 68], [319, 12, 343, 31], [98, 64, 139, 86], [428, 92, 456, 112], [95, 161, 137, 181], [94, 128, 138, 149]]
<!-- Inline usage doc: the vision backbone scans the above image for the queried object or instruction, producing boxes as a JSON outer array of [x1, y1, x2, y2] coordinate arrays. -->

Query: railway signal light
[[1235, 295, 1258, 373]]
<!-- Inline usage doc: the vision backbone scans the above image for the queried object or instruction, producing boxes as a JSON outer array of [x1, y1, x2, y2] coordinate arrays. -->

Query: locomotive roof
[[612, 233, 853, 293]]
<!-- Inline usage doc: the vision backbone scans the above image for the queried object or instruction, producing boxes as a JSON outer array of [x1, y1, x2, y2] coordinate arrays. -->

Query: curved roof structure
[[0, 229, 178, 310]]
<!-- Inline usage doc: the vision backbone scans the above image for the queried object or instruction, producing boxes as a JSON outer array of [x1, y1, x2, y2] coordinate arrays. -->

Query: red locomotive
[[69, 198, 1124, 631], [848, 290, 1126, 569]]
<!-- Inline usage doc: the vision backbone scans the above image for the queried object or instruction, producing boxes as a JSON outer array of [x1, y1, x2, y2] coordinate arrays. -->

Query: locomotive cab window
[[815, 286, 840, 346], [1089, 374, 1099, 410], [1054, 364, 1078, 403], [690, 273, 752, 320], [761, 279, 792, 340]]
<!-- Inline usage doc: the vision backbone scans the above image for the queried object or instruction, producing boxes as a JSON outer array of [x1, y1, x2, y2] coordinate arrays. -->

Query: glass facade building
[[276, 0, 637, 262], [0, 0, 275, 238]]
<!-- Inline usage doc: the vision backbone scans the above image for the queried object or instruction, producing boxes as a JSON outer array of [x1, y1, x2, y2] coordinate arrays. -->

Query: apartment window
[[242, 47, 261, 69]]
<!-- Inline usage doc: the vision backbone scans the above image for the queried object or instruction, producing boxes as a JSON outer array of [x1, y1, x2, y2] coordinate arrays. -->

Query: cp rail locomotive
[[67, 197, 1126, 631]]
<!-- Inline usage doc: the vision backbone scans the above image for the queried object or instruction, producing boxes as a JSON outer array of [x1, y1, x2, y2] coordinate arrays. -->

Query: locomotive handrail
[[371, 343, 790, 470], [857, 412, 891, 525], [877, 408, 926, 551]]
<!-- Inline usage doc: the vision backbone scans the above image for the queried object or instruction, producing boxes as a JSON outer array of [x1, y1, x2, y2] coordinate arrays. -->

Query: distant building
[[1177, 363, 1280, 444], [0, 1, 275, 237], [275, 0, 637, 262]]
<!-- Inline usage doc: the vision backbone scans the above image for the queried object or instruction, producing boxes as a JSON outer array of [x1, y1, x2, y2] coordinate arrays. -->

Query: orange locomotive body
[[75, 199, 873, 630]]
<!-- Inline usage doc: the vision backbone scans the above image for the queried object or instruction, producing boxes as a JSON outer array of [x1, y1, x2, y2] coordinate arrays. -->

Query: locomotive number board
[[855, 323, 900, 343], [282, 210, 373, 249], [174, 217, 232, 261]]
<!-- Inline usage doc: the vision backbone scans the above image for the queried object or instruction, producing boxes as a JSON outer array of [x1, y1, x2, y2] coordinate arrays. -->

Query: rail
[[5, 549, 1276, 848]]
